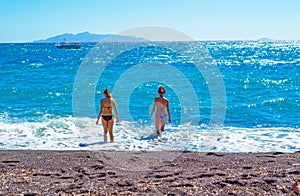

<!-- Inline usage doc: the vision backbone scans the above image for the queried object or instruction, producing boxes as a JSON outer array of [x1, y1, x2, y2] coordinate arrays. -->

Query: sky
[[1, 0, 299, 42]]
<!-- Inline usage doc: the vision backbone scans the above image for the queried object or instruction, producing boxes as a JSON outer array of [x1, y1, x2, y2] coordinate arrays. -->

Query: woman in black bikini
[[150, 86, 172, 134], [96, 88, 119, 142]]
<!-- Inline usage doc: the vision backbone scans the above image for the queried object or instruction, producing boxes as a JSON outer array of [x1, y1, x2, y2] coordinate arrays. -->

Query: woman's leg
[[101, 118, 108, 142], [107, 118, 114, 142], [155, 116, 162, 134], [160, 117, 166, 132]]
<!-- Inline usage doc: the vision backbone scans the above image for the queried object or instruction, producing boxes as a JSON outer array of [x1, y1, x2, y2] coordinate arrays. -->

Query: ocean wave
[[0, 117, 299, 152]]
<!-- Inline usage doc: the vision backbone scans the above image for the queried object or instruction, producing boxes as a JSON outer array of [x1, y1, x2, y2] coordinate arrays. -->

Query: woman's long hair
[[158, 86, 166, 94], [104, 88, 112, 98]]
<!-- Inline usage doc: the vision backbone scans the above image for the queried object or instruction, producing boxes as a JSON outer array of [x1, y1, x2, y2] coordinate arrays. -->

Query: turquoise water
[[0, 41, 299, 152]]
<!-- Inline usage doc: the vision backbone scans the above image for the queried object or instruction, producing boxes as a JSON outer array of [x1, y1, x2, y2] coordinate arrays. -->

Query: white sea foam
[[0, 117, 82, 150], [0, 117, 299, 152]]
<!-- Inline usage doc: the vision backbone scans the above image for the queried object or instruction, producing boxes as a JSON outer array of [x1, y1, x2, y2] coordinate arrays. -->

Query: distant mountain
[[257, 37, 274, 41], [34, 31, 147, 43]]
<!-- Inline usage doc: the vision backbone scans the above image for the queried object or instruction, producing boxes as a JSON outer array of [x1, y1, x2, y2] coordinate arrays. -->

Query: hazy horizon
[[1, 0, 300, 42], [1, 31, 299, 43]]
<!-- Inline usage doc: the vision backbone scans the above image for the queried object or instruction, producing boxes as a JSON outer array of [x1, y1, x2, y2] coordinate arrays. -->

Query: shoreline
[[1, 150, 300, 195]]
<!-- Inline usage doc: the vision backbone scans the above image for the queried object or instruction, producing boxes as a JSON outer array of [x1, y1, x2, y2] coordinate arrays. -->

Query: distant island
[[33, 32, 278, 43], [34, 31, 147, 43], [257, 37, 274, 41]]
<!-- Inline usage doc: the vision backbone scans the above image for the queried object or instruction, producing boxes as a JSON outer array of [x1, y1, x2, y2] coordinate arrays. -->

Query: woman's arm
[[167, 101, 171, 123], [96, 101, 103, 125], [150, 101, 156, 118], [112, 99, 119, 122]]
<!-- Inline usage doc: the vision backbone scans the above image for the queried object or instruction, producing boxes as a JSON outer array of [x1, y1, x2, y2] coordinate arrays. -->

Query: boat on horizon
[[55, 39, 81, 49]]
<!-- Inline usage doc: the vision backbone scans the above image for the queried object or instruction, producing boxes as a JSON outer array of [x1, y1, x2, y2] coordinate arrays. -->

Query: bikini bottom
[[102, 115, 113, 122], [156, 114, 167, 120]]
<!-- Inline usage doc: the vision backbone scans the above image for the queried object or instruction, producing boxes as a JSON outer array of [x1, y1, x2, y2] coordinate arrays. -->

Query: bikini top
[[155, 97, 168, 113], [156, 96, 167, 105], [102, 98, 112, 110]]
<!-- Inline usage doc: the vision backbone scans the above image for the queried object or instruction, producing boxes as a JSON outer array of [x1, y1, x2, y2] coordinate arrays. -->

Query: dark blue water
[[0, 41, 299, 151]]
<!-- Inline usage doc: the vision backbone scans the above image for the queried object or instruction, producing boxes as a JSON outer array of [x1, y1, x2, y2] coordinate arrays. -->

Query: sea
[[0, 41, 299, 152]]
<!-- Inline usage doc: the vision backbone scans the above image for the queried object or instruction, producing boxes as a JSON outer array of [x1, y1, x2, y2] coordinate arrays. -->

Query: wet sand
[[1, 150, 300, 195]]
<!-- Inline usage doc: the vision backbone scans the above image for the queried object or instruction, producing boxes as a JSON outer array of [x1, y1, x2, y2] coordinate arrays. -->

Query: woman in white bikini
[[150, 86, 172, 134], [96, 88, 119, 142]]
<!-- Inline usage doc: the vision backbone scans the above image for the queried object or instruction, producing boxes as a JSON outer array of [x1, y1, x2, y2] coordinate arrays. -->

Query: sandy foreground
[[1, 150, 300, 195]]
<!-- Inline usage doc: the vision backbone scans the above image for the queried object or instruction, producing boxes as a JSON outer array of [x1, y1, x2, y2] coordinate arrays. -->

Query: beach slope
[[1, 150, 300, 195]]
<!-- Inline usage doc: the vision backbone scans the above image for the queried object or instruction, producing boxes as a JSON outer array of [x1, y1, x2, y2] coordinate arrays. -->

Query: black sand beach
[[1, 150, 300, 195]]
